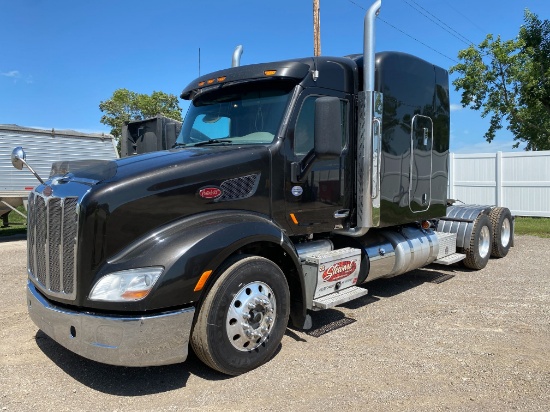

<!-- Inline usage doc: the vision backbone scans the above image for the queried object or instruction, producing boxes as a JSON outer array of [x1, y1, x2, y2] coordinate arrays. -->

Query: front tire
[[463, 214, 493, 270], [191, 255, 290, 375]]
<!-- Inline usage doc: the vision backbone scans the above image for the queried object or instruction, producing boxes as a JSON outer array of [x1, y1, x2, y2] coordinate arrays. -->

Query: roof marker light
[[264, 70, 277, 76]]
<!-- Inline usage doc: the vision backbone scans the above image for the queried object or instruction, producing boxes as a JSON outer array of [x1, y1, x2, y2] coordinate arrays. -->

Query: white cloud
[[1, 70, 20, 78], [450, 103, 462, 112], [1, 70, 33, 84]]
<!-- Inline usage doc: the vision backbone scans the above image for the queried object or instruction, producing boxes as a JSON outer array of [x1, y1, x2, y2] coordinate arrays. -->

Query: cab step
[[312, 286, 368, 310], [434, 253, 466, 265]]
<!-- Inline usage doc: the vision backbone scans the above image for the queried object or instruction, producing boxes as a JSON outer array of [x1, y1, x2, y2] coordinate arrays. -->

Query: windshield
[[176, 84, 293, 147]]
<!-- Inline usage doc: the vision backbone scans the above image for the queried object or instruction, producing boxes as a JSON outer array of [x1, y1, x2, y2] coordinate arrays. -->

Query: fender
[[437, 204, 492, 248], [88, 210, 306, 315]]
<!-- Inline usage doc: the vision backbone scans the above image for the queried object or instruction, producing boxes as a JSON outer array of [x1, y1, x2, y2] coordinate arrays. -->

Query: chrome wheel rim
[[501, 218, 511, 247], [479, 225, 491, 258], [226, 281, 276, 351]]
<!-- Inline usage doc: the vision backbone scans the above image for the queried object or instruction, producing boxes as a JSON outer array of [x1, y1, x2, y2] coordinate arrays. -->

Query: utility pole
[[313, 0, 321, 56]]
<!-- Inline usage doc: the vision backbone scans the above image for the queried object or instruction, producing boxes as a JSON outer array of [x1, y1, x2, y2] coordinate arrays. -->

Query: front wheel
[[191, 255, 290, 375]]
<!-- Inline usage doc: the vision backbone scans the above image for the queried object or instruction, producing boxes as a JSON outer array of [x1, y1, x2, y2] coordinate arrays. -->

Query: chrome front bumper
[[27, 281, 195, 367]]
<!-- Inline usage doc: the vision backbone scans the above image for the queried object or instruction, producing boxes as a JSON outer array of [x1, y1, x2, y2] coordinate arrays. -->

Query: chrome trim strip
[[45, 196, 51, 290], [27, 281, 195, 367]]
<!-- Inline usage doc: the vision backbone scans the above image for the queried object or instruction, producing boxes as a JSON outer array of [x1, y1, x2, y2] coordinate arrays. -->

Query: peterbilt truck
[[13, 0, 513, 376]]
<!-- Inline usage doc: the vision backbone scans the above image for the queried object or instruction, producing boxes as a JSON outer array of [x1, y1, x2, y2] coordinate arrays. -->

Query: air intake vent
[[218, 174, 260, 201]]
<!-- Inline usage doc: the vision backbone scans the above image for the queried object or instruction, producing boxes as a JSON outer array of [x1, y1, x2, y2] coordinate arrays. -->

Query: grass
[[513, 217, 550, 238], [1, 206, 549, 239], [0, 205, 27, 237]]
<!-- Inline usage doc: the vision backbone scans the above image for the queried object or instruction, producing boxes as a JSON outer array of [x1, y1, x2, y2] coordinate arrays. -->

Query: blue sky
[[1, 0, 547, 153]]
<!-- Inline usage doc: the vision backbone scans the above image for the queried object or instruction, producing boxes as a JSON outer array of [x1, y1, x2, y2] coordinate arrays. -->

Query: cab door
[[283, 91, 353, 235], [409, 114, 433, 213]]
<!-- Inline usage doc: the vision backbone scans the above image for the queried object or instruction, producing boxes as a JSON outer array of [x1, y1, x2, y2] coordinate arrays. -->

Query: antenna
[[313, 0, 321, 56]]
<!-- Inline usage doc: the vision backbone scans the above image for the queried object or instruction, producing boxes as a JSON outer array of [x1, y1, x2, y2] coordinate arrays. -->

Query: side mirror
[[314, 97, 343, 159], [11, 146, 26, 170], [10, 146, 44, 184]]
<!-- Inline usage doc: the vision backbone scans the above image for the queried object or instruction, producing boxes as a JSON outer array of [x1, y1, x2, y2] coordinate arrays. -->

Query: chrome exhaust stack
[[336, 0, 382, 237], [232, 45, 244, 67]]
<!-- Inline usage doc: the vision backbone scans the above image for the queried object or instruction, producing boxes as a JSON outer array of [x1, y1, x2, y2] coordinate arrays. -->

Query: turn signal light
[[194, 270, 213, 292], [121, 290, 150, 300]]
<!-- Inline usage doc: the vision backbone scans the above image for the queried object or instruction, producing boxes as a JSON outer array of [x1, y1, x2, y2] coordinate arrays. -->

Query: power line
[[443, 0, 487, 35], [345, 0, 459, 64], [347, 0, 366, 10], [402, 0, 475, 46], [377, 16, 459, 63]]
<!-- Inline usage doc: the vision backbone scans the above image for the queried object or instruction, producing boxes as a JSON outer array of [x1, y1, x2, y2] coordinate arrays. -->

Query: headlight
[[89, 267, 163, 302]]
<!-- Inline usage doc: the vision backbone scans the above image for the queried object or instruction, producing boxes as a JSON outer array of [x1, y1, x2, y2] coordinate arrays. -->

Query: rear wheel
[[191, 255, 290, 375], [463, 214, 493, 270], [489, 207, 512, 258]]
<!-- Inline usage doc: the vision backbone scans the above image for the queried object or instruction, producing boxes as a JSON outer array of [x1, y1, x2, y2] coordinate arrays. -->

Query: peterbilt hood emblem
[[199, 187, 223, 199], [42, 185, 53, 197]]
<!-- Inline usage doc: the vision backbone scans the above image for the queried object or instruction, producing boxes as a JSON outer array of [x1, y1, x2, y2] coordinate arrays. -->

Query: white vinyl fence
[[449, 151, 550, 217]]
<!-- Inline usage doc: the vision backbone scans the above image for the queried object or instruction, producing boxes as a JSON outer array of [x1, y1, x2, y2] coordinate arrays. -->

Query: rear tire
[[489, 207, 512, 258], [463, 214, 493, 270], [191, 255, 290, 375]]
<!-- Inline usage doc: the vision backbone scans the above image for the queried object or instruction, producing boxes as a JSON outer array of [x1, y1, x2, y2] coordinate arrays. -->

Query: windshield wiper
[[172, 142, 187, 148], [193, 139, 233, 147]]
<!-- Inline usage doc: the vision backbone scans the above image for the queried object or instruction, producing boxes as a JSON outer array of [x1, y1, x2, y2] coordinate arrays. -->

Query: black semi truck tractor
[[12, 0, 512, 375]]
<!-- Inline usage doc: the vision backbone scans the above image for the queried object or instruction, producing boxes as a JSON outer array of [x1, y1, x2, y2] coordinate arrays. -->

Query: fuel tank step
[[312, 286, 368, 310], [433, 253, 466, 265]]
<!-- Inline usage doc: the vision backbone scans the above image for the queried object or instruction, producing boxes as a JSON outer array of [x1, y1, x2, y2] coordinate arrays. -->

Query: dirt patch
[[0, 236, 548, 411]]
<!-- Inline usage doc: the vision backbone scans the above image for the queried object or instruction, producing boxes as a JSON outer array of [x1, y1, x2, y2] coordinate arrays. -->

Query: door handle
[[334, 209, 350, 219]]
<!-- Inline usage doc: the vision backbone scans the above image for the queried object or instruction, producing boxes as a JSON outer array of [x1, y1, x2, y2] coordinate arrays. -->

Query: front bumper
[[27, 281, 195, 367]]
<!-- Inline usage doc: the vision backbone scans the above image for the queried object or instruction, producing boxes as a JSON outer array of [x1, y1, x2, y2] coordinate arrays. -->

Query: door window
[[293, 96, 348, 159]]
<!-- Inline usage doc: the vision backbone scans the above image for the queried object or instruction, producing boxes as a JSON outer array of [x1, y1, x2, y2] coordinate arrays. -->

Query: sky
[[1, 0, 548, 154]]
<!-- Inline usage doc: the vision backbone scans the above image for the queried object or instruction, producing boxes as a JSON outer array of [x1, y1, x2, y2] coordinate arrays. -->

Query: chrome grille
[[218, 174, 260, 201], [28, 191, 79, 300]]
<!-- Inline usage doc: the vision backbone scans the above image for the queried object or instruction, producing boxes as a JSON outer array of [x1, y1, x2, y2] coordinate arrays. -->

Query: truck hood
[[50, 145, 267, 185], [77, 144, 273, 272]]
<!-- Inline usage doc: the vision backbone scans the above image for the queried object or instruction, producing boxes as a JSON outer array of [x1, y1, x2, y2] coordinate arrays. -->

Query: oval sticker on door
[[199, 187, 222, 199]]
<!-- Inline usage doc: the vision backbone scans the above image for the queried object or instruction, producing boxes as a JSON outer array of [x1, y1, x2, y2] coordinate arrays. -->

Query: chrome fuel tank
[[358, 226, 439, 282]]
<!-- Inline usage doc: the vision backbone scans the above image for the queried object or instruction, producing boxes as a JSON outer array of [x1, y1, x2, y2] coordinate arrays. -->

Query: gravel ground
[[0, 235, 548, 412]]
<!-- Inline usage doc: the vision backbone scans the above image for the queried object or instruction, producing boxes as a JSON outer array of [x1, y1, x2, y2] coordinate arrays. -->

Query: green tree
[[99, 89, 183, 139], [450, 10, 550, 151]]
